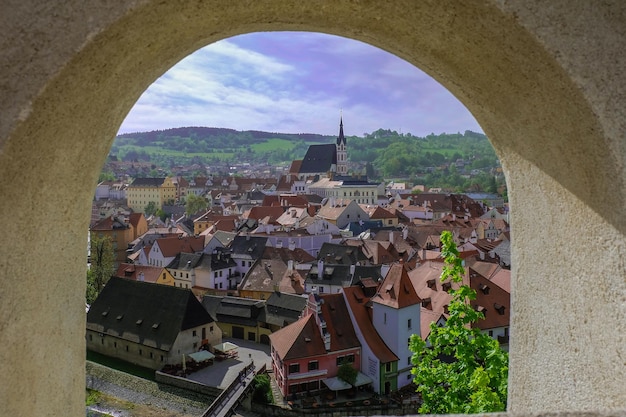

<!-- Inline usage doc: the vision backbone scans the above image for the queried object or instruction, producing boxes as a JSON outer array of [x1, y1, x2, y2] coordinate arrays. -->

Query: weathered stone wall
[[154, 371, 222, 398], [0, 1, 624, 416]]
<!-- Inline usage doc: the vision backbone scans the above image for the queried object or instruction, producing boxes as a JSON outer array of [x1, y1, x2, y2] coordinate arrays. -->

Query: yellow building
[[126, 177, 177, 213], [307, 176, 380, 205]]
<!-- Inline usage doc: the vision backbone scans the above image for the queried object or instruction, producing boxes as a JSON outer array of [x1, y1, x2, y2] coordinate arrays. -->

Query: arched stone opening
[[1, 2, 624, 416]]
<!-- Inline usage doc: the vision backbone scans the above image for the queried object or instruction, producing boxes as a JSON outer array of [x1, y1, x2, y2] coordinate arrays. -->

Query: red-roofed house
[[147, 236, 205, 267], [269, 292, 361, 398]]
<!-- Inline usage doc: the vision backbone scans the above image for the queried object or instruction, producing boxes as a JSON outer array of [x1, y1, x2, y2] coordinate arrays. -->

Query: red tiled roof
[[289, 160, 303, 174], [372, 262, 421, 309], [343, 286, 398, 363], [269, 314, 326, 360], [155, 236, 204, 257], [128, 213, 144, 229], [244, 206, 285, 221], [320, 293, 360, 352], [468, 267, 510, 331]]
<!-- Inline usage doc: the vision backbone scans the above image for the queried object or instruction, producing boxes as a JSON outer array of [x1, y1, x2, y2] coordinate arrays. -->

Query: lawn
[[87, 350, 155, 381]]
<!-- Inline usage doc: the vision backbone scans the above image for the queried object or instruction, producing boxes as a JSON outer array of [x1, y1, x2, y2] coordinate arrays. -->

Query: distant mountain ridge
[[117, 126, 333, 144]]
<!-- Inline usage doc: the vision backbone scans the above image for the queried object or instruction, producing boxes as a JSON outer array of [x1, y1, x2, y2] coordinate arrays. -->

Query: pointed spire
[[337, 113, 346, 146]]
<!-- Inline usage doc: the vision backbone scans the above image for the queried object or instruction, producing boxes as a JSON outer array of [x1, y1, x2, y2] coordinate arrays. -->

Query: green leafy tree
[[409, 231, 508, 414], [155, 208, 168, 223], [185, 193, 208, 215], [337, 360, 358, 386], [252, 374, 273, 404], [144, 201, 157, 216], [87, 235, 115, 304]]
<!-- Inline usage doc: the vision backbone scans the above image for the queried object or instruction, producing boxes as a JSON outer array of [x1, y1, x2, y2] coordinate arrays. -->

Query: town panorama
[[87, 118, 510, 416]]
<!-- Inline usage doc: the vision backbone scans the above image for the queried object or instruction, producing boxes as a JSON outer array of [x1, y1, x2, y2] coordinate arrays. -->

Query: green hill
[[108, 127, 501, 193]]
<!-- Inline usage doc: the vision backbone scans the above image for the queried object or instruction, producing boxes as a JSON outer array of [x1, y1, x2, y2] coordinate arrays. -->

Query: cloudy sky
[[117, 32, 482, 137]]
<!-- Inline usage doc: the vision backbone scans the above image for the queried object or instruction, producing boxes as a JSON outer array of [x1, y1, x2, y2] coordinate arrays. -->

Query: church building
[[297, 117, 348, 180]]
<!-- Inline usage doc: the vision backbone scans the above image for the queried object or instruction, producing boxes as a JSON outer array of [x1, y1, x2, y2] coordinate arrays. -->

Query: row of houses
[[87, 208, 511, 398], [87, 122, 510, 399]]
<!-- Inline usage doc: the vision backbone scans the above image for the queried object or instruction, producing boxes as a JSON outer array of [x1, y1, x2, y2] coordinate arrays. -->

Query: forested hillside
[[110, 127, 500, 192]]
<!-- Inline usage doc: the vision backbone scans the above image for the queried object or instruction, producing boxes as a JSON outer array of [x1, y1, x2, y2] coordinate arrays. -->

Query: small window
[[192, 330, 197, 337], [289, 363, 300, 374], [408, 318, 412, 329], [308, 361, 319, 371]]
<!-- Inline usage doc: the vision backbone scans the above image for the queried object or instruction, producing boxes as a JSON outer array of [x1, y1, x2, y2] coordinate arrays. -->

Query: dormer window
[[479, 283, 490, 294], [427, 279, 436, 290], [494, 303, 506, 315]]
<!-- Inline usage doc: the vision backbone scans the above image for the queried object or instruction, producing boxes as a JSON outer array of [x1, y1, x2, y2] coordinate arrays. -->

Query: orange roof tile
[[155, 236, 204, 257], [269, 314, 326, 360], [343, 286, 398, 363], [372, 262, 421, 309]]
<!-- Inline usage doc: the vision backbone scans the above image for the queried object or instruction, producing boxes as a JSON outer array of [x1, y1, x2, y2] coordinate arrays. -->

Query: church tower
[[336, 116, 348, 176]]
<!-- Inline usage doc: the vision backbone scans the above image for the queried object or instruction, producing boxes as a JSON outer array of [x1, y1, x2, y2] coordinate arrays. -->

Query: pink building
[[269, 293, 361, 398]]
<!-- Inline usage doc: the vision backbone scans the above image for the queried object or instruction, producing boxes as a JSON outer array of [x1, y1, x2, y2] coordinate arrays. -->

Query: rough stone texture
[[0, 1, 624, 416]]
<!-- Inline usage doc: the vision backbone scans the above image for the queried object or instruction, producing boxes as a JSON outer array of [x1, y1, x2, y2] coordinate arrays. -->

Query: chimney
[[350, 264, 355, 276], [289, 240, 296, 251], [402, 227, 408, 240], [389, 232, 394, 245], [317, 260, 324, 279], [138, 271, 144, 282], [288, 259, 294, 272]]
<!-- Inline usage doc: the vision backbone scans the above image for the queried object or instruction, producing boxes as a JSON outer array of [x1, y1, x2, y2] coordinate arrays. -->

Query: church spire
[[337, 114, 346, 146], [336, 113, 347, 175]]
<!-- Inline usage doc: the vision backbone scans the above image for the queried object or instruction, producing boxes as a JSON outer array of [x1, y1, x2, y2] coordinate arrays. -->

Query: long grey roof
[[87, 277, 214, 352], [299, 144, 337, 174], [130, 177, 166, 187]]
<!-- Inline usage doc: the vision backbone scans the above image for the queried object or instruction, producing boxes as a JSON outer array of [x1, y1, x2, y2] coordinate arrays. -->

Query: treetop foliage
[[109, 127, 502, 194], [409, 231, 508, 414]]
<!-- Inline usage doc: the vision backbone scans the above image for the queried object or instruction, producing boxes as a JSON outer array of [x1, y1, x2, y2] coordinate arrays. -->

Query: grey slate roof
[[299, 144, 337, 174], [265, 292, 307, 327], [229, 235, 268, 259], [317, 242, 368, 265], [305, 263, 352, 287], [86, 277, 215, 352], [201, 295, 265, 327], [130, 177, 166, 187], [351, 265, 384, 286]]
